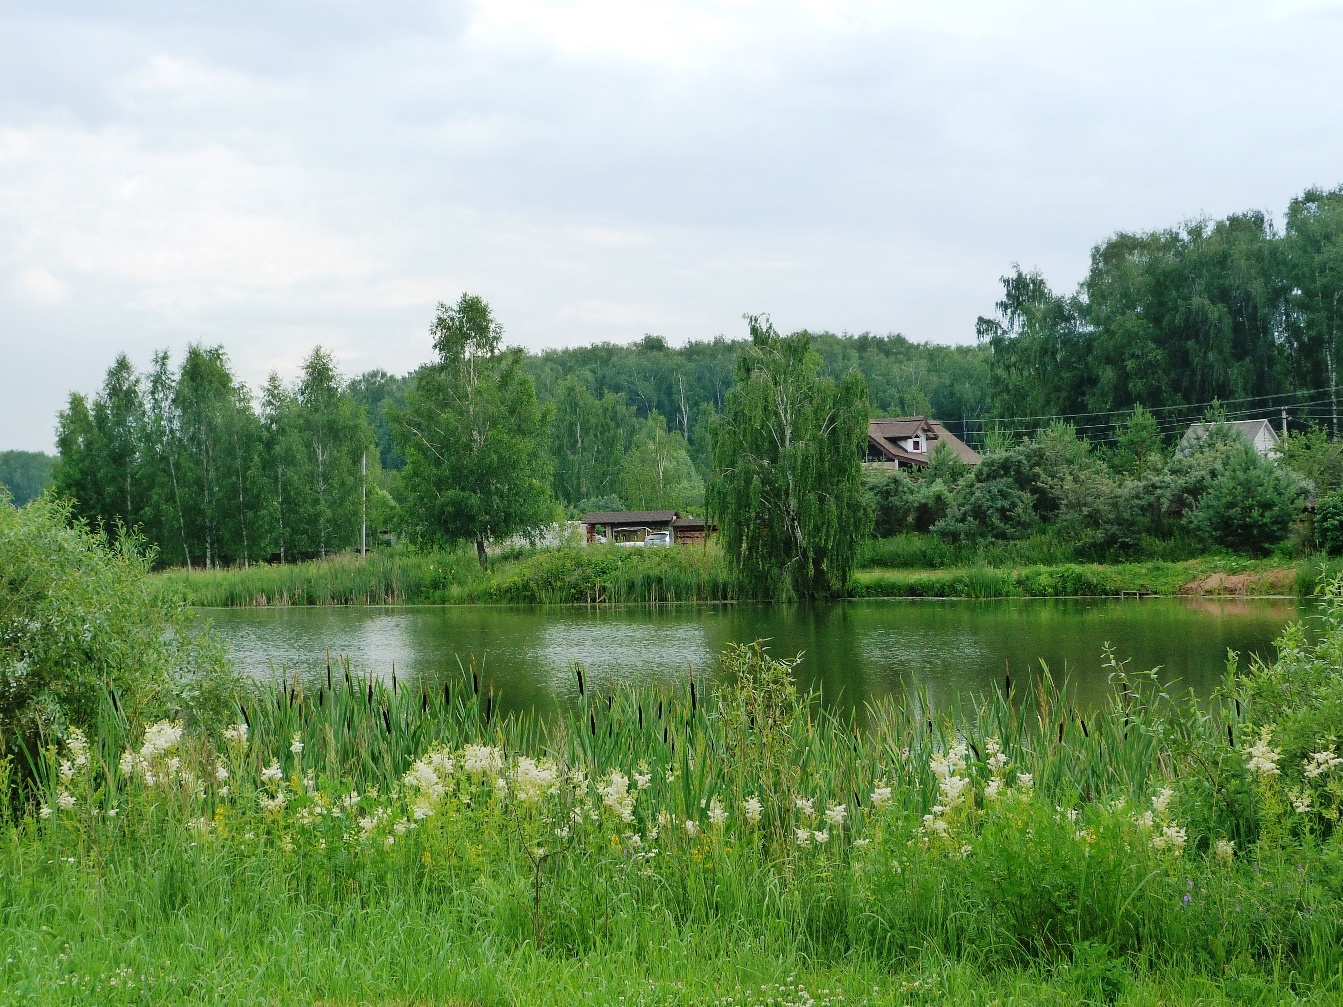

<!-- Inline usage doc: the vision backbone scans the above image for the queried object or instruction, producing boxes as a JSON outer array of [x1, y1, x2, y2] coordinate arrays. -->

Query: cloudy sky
[[2, 1, 1342, 451]]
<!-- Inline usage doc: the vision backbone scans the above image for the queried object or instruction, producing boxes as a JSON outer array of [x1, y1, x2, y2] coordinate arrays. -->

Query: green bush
[[1185, 446, 1304, 556], [1314, 488, 1343, 556], [0, 494, 238, 756]]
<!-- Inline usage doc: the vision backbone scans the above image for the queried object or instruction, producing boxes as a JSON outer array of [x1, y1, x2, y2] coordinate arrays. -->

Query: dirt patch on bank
[[1180, 568, 1297, 596]]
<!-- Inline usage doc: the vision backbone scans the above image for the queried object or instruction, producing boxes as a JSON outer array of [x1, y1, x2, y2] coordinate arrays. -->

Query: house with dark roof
[[1179, 419, 1281, 458], [865, 417, 980, 471]]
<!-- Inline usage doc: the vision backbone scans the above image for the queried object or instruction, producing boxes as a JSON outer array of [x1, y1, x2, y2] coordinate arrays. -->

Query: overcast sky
[[3, 1, 1342, 451]]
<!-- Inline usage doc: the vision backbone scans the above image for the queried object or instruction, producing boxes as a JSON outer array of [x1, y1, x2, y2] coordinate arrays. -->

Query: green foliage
[[618, 412, 704, 513], [1186, 445, 1304, 555], [0, 494, 238, 758], [11, 612, 1343, 999], [0, 451, 53, 506], [1280, 425, 1343, 495], [395, 295, 555, 567], [1314, 489, 1343, 555], [550, 376, 635, 507], [709, 317, 870, 599]]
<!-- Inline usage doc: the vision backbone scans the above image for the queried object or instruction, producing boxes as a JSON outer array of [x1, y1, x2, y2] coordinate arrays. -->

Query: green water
[[201, 597, 1305, 715]]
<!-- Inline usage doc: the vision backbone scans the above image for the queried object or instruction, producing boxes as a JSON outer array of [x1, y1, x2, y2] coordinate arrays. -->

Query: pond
[[200, 597, 1305, 716]]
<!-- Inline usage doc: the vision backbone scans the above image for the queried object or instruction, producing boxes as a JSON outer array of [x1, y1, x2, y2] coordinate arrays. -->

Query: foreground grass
[[8, 585, 1343, 1004], [155, 543, 731, 607]]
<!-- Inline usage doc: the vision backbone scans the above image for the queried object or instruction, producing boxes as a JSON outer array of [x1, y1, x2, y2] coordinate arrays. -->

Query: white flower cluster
[[118, 721, 185, 787], [1303, 748, 1342, 779], [1245, 731, 1280, 778], [461, 744, 503, 777], [512, 756, 559, 804], [743, 795, 763, 824], [223, 722, 248, 748], [403, 748, 455, 818], [869, 783, 892, 808], [1138, 787, 1186, 857], [597, 770, 636, 822], [922, 742, 971, 838]]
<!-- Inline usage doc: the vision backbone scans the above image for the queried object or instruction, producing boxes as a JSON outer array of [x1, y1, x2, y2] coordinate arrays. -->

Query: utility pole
[[1281, 407, 1288, 440], [361, 450, 367, 559]]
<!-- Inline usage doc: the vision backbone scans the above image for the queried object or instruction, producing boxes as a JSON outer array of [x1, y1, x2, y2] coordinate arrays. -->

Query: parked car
[[644, 531, 671, 547]]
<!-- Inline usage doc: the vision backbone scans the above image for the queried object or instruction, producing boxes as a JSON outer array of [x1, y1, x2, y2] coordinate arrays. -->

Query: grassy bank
[[851, 556, 1316, 599], [7, 594, 1343, 1004], [155, 543, 731, 607]]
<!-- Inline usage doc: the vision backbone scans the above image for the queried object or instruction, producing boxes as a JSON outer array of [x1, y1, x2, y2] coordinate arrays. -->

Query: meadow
[[5, 582, 1343, 1004]]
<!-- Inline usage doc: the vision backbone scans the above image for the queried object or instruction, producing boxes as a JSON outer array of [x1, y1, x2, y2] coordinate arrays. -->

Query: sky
[[2, 0, 1343, 452]]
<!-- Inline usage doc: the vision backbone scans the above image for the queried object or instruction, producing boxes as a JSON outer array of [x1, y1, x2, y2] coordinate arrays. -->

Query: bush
[[0, 494, 238, 757], [1314, 489, 1343, 556], [1185, 446, 1304, 556]]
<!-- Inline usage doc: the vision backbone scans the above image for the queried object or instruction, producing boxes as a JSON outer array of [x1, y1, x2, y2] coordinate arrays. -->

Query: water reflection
[[200, 596, 1303, 717]]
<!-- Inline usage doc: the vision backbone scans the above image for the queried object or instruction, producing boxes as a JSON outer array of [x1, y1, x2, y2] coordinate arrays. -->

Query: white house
[[1179, 419, 1281, 458]]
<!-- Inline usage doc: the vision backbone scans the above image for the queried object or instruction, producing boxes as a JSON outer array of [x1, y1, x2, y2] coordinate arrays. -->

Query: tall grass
[[156, 543, 732, 607]]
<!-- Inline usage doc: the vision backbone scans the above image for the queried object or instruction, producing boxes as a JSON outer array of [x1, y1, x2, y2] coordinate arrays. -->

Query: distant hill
[[0, 451, 54, 506]]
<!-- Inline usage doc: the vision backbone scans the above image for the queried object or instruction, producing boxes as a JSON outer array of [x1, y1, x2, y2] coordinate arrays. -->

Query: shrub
[[1314, 488, 1343, 556], [1185, 446, 1304, 556], [0, 494, 238, 757]]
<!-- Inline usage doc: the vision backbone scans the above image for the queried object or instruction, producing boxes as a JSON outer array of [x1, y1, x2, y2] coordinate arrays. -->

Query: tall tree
[[620, 412, 703, 512], [550, 376, 635, 507], [708, 316, 869, 599], [395, 294, 554, 567], [1286, 186, 1343, 436]]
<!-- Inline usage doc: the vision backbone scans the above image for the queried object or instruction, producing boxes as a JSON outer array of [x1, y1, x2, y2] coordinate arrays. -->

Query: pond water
[[200, 597, 1305, 716]]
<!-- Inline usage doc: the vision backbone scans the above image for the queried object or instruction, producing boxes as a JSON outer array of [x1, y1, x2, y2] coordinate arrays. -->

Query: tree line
[[978, 185, 1343, 430]]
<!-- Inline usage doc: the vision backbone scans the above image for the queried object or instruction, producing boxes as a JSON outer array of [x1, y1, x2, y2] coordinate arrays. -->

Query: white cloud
[[1, 1, 1342, 450]]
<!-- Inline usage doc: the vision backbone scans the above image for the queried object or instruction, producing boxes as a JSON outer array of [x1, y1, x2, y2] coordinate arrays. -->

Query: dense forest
[[34, 183, 1343, 569], [0, 450, 53, 506]]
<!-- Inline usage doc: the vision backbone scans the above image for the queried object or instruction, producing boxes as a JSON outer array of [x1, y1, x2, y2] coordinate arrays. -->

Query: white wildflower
[[223, 722, 248, 747], [824, 804, 848, 826], [813, 829, 830, 844], [853, 837, 871, 847], [597, 770, 636, 822], [66, 728, 90, 767], [984, 778, 1002, 801], [58, 760, 74, 784], [1304, 749, 1342, 779], [633, 771, 652, 790], [462, 744, 503, 777], [794, 828, 812, 846], [1151, 824, 1186, 856], [259, 791, 287, 813], [260, 762, 283, 783], [1152, 788, 1175, 815], [290, 733, 304, 755], [39, 804, 52, 819], [707, 797, 727, 828], [795, 796, 815, 818], [1215, 839, 1235, 863], [56, 791, 76, 811], [215, 765, 229, 782], [1015, 772, 1033, 790], [684, 819, 700, 838], [1245, 732, 1280, 778], [869, 785, 892, 808], [743, 795, 763, 824], [512, 756, 559, 803], [1292, 792, 1312, 814], [1133, 810, 1154, 829]]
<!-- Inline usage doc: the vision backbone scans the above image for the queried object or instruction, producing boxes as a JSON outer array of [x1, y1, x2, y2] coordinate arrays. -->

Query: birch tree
[[707, 315, 869, 599]]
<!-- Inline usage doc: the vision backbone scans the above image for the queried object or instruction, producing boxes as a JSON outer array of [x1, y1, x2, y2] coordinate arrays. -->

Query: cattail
[[1228, 723, 1235, 747], [1057, 719, 1065, 745], [382, 707, 392, 734], [638, 704, 644, 730], [443, 681, 451, 707], [239, 703, 251, 729], [472, 668, 479, 696], [318, 687, 324, 709], [485, 684, 494, 724], [969, 742, 981, 761], [1079, 715, 1089, 739], [1004, 661, 1011, 697], [689, 674, 697, 715], [392, 662, 398, 695], [574, 664, 585, 698], [366, 677, 374, 706], [326, 651, 332, 690], [590, 711, 597, 737]]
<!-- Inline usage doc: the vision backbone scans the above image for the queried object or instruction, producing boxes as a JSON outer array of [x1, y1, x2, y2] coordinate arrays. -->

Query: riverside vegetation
[[7, 594, 1343, 1004], [6, 485, 1343, 1004]]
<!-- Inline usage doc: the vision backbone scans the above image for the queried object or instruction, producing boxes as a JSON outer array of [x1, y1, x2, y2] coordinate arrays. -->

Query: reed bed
[[155, 543, 732, 608], [7, 580, 1343, 1006]]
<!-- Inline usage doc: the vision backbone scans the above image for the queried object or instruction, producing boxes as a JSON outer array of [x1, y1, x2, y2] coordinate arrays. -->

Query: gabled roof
[[1181, 419, 1280, 444], [581, 510, 679, 526], [867, 417, 980, 467]]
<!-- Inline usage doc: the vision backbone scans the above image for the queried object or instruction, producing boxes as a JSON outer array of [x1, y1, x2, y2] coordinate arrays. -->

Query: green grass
[[852, 556, 1310, 599], [7, 600, 1343, 1004], [154, 543, 732, 607]]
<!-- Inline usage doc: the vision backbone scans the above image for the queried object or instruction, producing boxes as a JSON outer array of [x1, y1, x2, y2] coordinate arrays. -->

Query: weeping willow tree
[[708, 316, 870, 600]]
